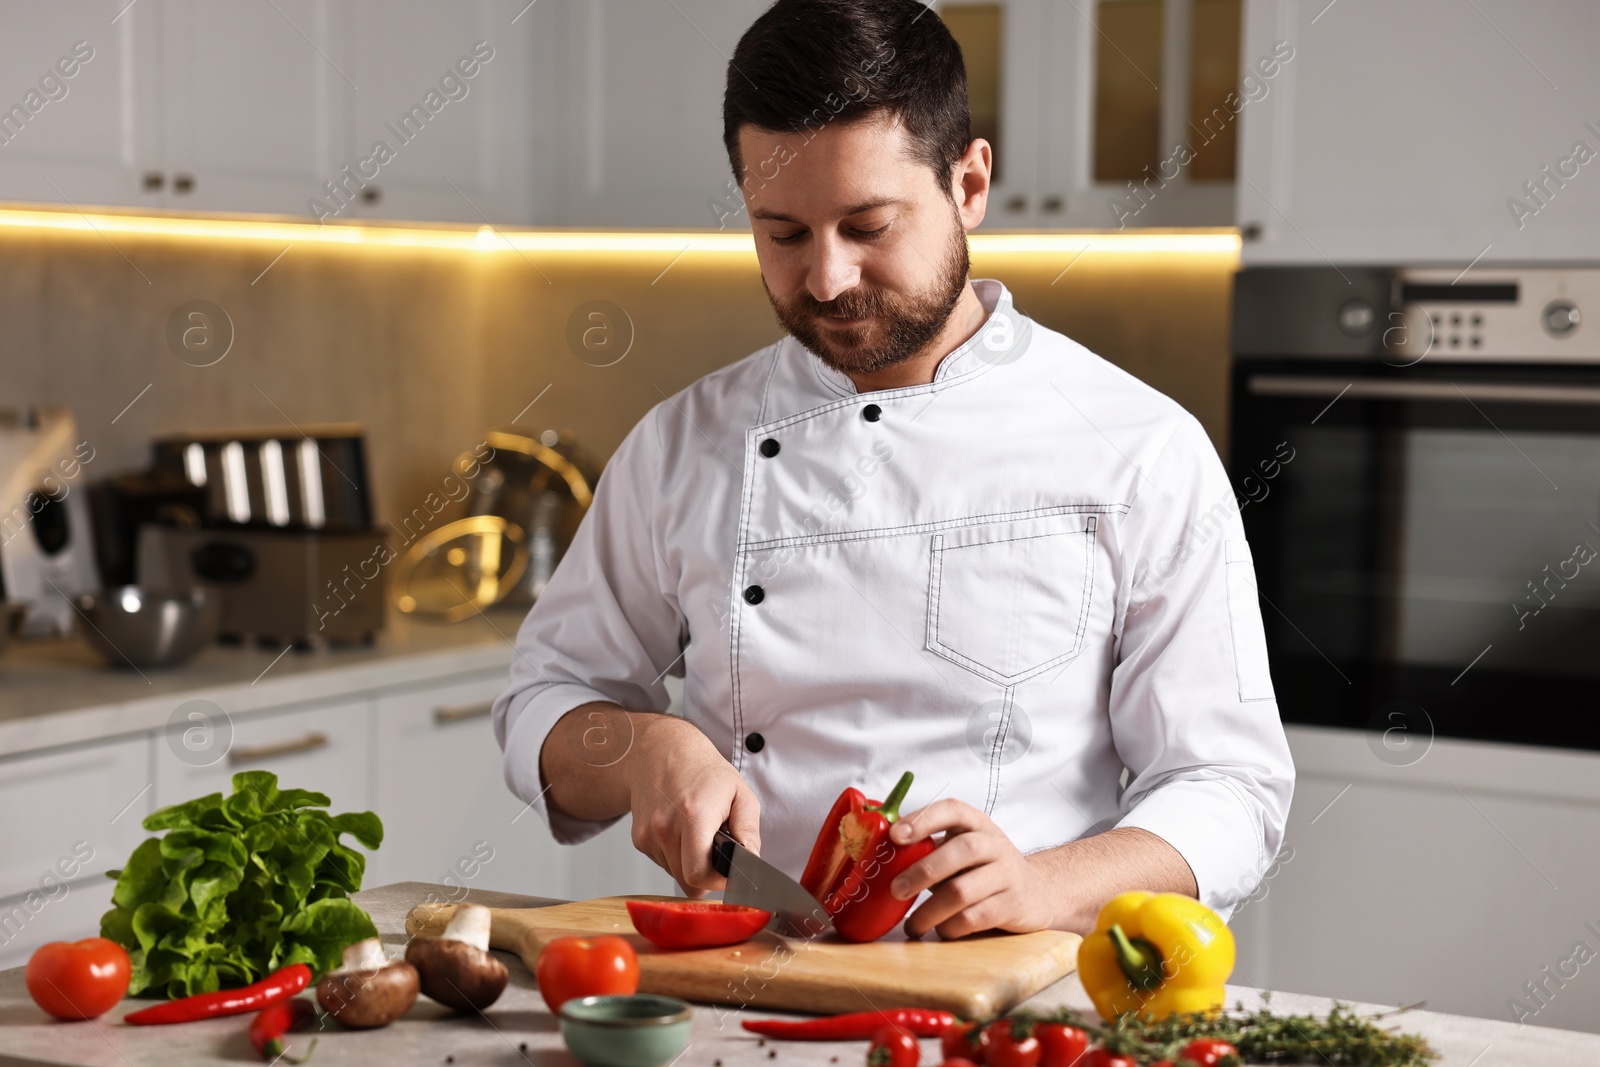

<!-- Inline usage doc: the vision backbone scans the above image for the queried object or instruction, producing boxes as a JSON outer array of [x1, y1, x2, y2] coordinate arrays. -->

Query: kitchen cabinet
[[338, 0, 537, 225], [1236, 0, 1600, 264], [1230, 725, 1600, 1034], [0, 0, 535, 224], [153, 695, 372, 814], [0, 878, 117, 973], [368, 671, 570, 898], [0, 1, 162, 210], [0, 734, 152, 905]]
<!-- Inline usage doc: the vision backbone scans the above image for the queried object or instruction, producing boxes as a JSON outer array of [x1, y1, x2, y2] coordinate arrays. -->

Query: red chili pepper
[[801, 771, 936, 943], [248, 997, 318, 1061], [742, 1008, 956, 1040], [124, 963, 312, 1026]]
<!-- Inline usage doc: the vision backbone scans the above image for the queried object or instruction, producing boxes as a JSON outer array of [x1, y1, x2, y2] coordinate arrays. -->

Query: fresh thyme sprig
[[1007, 996, 1438, 1066]]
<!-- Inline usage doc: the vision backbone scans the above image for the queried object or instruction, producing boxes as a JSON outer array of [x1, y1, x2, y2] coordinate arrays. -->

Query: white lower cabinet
[[369, 670, 674, 902], [153, 696, 372, 816], [0, 875, 117, 972], [1235, 727, 1600, 1034], [0, 735, 153, 903]]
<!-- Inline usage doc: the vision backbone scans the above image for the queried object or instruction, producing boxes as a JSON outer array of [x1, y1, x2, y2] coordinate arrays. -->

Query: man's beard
[[763, 212, 972, 378]]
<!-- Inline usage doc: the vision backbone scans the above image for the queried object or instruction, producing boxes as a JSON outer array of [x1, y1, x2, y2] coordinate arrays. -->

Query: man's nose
[[806, 235, 862, 303]]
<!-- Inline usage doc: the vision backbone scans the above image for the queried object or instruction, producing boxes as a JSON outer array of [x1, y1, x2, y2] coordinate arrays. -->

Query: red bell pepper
[[625, 900, 771, 950], [799, 771, 935, 943]]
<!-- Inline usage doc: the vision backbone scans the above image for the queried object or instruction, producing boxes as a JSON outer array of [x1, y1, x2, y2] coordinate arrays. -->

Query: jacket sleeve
[[1107, 413, 1295, 920], [490, 405, 686, 844]]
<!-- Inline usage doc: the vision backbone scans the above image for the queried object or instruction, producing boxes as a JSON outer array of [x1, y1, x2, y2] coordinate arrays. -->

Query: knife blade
[[711, 826, 833, 940]]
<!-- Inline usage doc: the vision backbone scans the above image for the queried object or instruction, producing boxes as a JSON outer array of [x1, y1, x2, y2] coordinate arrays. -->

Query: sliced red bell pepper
[[624, 900, 771, 950], [800, 771, 935, 943]]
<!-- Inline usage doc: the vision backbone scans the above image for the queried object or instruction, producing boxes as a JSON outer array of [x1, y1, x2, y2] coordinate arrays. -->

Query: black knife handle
[[711, 822, 737, 878]]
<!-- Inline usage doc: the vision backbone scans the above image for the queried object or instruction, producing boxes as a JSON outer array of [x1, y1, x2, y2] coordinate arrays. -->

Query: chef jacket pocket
[[1225, 538, 1276, 701], [927, 515, 1096, 686]]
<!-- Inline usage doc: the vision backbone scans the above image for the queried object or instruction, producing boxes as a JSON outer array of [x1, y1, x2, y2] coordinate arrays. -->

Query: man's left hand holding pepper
[[887, 800, 1201, 939]]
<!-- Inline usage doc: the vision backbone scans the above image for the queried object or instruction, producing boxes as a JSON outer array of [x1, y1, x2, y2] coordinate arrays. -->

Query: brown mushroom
[[406, 903, 508, 1012], [317, 937, 419, 1029]]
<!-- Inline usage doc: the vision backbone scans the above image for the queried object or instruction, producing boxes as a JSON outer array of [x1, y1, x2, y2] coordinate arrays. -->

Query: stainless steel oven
[[1231, 266, 1600, 751]]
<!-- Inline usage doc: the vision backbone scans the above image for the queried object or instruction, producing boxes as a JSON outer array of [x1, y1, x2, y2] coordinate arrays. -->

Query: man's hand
[[539, 704, 761, 898], [888, 799, 1055, 940], [888, 802, 1201, 937], [620, 714, 761, 897]]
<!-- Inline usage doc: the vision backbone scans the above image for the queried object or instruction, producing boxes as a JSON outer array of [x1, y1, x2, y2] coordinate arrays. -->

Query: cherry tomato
[[939, 1060, 983, 1067], [624, 900, 771, 950], [1151, 1061, 1176, 1067], [533, 935, 639, 1014], [869, 1023, 921, 1067], [1033, 1022, 1091, 1067], [941, 1018, 990, 1064], [25, 938, 131, 1020], [1080, 1050, 1137, 1067], [1178, 1039, 1240, 1066], [983, 1019, 1041, 1067]]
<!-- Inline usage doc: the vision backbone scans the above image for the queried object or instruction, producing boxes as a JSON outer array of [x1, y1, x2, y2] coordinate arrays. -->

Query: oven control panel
[[1386, 268, 1600, 362]]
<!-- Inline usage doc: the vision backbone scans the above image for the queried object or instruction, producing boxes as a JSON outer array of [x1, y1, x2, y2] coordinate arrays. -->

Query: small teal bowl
[[558, 994, 693, 1067]]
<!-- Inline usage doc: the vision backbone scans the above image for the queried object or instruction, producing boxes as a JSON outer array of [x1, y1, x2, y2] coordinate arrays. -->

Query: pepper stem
[[873, 771, 915, 823], [1108, 923, 1166, 991]]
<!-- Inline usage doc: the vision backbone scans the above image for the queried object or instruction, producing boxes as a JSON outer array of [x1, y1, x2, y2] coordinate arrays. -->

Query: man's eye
[[770, 232, 805, 245], [854, 225, 889, 240]]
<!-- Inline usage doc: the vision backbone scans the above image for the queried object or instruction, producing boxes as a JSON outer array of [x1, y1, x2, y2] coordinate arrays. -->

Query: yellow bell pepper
[[1076, 891, 1235, 1021]]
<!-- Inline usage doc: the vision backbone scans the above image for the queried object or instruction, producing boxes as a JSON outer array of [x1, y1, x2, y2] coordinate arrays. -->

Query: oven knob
[[1337, 298, 1375, 336], [1543, 300, 1580, 336]]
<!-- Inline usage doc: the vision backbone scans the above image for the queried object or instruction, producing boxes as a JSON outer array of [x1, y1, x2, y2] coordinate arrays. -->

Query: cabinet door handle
[[1004, 194, 1027, 213], [1041, 195, 1064, 212], [434, 701, 494, 725], [142, 171, 164, 191], [173, 173, 195, 194], [228, 731, 330, 764]]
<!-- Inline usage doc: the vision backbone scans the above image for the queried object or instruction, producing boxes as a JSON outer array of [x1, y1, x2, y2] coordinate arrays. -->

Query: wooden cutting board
[[405, 895, 1081, 1018]]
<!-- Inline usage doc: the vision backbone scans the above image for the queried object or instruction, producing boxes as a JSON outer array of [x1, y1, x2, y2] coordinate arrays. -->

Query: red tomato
[[939, 1061, 982, 1067], [1080, 1050, 1137, 1067], [1178, 1039, 1240, 1066], [983, 1020, 1041, 1067], [25, 938, 130, 1021], [941, 1018, 990, 1064], [624, 900, 771, 950], [1033, 1022, 1090, 1067], [533, 935, 639, 1014], [869, 1024, 921, 1067]]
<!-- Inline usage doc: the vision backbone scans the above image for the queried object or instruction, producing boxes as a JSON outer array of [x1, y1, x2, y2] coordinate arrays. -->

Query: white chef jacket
[[492, 277, 1294, 919]]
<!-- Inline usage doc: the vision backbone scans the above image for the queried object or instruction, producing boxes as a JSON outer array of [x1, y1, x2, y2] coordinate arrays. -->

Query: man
[[493, 0, 1293, 939]]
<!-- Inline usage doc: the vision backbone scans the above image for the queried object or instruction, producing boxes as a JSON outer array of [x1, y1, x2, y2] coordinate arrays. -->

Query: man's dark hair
[[723, 0, 971, 198]]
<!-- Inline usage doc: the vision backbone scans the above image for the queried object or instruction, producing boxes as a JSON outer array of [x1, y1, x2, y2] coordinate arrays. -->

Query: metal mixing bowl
[[74, 587, 221, 669]]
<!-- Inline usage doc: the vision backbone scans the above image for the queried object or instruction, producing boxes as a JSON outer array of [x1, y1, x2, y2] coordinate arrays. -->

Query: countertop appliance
[[0, 407, 100, 637], [1231, 266, 1600, 751], [142, 426, 386, 647]]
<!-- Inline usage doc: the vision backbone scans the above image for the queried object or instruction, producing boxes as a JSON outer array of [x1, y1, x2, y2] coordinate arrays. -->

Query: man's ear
[[950, 138, 992, 229]]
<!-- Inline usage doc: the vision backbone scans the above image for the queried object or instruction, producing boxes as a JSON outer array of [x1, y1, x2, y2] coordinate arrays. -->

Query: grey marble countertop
[[0, 881, 1595, 1066], [0, 608, 518, 758]]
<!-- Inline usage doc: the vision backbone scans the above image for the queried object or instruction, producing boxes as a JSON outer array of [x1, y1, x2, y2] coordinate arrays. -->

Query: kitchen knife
[[711, 826, 833, 939]]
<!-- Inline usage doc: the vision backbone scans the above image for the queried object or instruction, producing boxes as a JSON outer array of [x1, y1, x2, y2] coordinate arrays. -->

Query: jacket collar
[[804, 278, 1025, 397]]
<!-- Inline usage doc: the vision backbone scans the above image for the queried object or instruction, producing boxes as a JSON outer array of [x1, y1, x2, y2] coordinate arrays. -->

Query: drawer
[[0, 876, 115, 972], [0, 735, 153, 900], [154, 697, 372, 819]]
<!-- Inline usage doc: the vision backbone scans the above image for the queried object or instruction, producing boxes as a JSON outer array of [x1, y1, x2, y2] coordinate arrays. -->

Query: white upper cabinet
[[526, 0, 772, 229], [340, 0, 536, 225], [1237, 0, 1600, 264], [0, 0, 163, 210], [159, 0, 347, 217], [945, 0, 1241, 230]]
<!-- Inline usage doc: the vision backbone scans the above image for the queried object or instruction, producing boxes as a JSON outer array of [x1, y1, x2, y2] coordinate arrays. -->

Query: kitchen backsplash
[[0, 225, 1235, 528]]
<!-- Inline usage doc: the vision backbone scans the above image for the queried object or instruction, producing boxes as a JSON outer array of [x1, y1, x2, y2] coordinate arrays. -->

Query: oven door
[[1232, 359, 1600, 752]]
